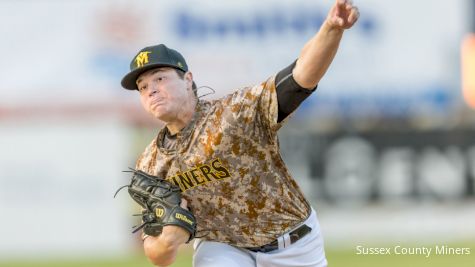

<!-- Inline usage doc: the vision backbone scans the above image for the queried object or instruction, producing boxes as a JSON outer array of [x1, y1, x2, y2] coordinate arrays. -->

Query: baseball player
[[120, 0, 358, 266]]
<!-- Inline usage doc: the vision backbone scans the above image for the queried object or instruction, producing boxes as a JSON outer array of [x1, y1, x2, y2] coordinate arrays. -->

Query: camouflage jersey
[[135, 75, 311, 247]]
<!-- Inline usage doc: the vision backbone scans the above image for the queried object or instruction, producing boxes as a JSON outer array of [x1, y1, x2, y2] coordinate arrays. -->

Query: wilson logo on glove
[[176, 213, 194, 225], [156, 207, 165, 218]]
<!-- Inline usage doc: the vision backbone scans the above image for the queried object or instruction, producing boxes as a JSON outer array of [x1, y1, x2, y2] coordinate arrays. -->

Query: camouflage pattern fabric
[[135, 76, 311, 247]]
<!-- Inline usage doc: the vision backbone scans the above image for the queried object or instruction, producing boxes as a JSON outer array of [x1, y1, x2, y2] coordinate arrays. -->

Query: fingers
[[180, 198, 188, 209], [334, 0, 359, 28], [343, 0, 356, 15], [347, 6, 360, 25], [331, 16, 345, 27], [337, 0, 347, 7], [337, 0, 353, 7], [346, 2, 354, 11]]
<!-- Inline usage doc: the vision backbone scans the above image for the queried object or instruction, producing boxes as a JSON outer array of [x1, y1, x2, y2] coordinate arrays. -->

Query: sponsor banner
[[280, 129, 475, 204], [0, 0, 469, 116]]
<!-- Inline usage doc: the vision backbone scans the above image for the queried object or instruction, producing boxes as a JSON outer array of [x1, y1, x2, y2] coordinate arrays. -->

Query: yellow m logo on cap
[[135, 51, 152, 68]]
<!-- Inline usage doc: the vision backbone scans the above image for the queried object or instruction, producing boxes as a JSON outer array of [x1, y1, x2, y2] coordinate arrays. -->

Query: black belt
[[246, 224, 312, 253]]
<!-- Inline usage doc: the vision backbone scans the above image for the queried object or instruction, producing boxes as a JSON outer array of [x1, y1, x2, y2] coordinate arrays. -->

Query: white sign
[[0, 0, 469, 114]]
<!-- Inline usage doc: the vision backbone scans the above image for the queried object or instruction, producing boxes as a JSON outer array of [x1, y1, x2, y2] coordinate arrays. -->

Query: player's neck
[[165, 98, 197, 135]]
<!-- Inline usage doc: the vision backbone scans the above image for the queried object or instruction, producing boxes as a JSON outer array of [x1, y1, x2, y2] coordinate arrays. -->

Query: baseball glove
[[115, 169, 197, 242]]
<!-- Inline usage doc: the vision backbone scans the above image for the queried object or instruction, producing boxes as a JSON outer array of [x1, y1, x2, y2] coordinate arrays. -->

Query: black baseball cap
[[121, 44, 188, 90]]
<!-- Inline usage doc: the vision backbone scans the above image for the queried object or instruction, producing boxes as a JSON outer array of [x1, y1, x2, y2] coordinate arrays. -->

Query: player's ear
[[184, 71, 194, 90]]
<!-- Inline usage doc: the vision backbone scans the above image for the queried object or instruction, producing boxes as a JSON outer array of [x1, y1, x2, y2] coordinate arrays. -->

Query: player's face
[[136, 67, 193, 121]]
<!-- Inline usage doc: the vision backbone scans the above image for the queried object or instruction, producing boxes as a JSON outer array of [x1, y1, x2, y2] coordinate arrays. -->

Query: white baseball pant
[[193, 208, 327, 267]]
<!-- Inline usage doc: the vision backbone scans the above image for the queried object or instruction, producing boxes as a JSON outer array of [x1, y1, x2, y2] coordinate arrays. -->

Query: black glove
[[116, 169, 197, 242]]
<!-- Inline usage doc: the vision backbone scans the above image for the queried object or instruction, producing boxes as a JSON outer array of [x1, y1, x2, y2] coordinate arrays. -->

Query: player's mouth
[[150, 97, 164, 108]]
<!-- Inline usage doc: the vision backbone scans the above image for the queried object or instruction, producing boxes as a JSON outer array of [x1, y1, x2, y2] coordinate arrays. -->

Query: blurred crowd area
[[1, 0, 474, 261]]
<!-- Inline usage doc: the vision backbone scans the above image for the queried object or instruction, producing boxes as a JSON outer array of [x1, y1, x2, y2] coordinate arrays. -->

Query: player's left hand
[[326, 0, 359, 30], [117, 169, 197, 241], [161, 198, 192, 244]]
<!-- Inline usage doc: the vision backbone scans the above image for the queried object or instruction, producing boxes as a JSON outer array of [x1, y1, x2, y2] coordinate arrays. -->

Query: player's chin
[[151, 107, 169, 120], [150, 103, 165, 113]]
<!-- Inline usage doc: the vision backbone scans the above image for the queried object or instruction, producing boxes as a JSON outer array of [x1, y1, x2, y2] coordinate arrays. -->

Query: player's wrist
[[161, 226, 190, 245], [142, 233, 150, 242], [322, 19, 345, 34]]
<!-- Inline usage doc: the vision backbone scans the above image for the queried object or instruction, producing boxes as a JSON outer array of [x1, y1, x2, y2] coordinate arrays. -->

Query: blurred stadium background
[[1, 0, 474, 266]]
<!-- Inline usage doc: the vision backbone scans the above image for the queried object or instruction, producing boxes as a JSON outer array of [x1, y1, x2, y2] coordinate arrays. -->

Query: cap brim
[[120, 63, 186, 90]]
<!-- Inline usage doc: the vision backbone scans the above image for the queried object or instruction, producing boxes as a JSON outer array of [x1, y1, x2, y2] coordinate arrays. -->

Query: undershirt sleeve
[[275, 60, 317, 122]]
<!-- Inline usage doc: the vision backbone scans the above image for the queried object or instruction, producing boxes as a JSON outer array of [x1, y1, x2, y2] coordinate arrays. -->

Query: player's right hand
[[326, 0, 359, 30]]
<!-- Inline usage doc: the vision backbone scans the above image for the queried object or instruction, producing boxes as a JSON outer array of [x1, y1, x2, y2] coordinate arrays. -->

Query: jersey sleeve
[[219, 76, 284, 134]]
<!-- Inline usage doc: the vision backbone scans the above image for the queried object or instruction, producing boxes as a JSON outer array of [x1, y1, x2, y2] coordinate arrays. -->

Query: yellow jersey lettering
[[165, 158, 232, 191], [211, 158, 231, 179], [199, 164, 216, 181], [189, 167, 206, 185], [168, 176, 185, 192], [177, 172, 194, 190]]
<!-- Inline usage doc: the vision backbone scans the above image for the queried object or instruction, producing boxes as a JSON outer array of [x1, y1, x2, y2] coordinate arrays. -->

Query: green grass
[[0, 248, 193, 267], [1, 242, 474, 267], [0, 254, 191, 267]]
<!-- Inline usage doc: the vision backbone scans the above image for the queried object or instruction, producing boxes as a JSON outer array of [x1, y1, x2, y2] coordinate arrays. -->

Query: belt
[[246, 224, 312, 253]]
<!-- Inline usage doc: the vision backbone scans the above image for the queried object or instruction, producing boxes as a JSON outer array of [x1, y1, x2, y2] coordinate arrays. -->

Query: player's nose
[[147, 86, 158, 97]]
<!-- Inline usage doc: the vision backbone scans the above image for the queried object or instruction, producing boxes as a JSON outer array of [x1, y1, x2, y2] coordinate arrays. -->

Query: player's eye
[[139, 85, 147, 92], [155, 76, 165, 82]]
